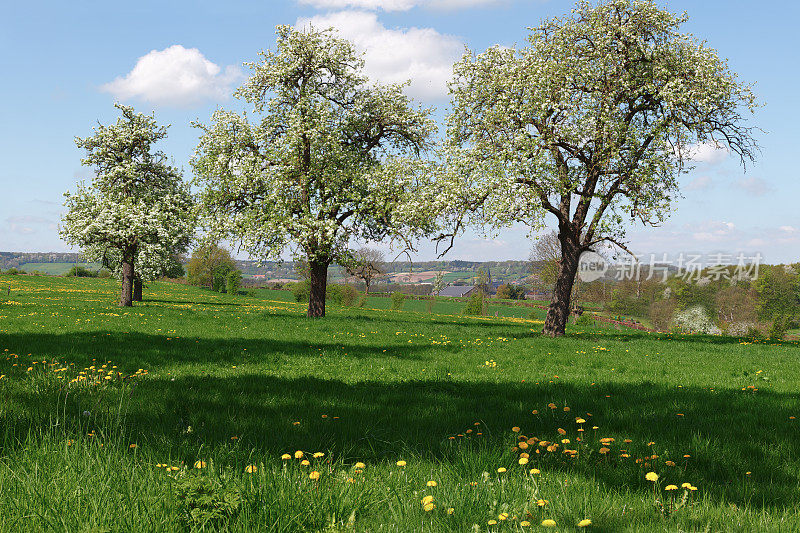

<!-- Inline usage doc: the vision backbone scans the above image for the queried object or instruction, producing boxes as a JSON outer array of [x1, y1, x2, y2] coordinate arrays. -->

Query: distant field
[[17, 262, 101, 275], [1, 275, 799, 531]]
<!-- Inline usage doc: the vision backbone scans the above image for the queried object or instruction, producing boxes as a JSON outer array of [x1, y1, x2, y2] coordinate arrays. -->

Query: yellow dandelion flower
[[427, 480, 437, 487], [245, 465, 257, 473], [309, 471, 320, 480], [665, 485, 678, 491], [497, 467, 506, 473], [447, 507, 454, 515], [498, 512, 508, 520], [355, 462, 366, 469], [645, 472, 659, 482], [681, 482, 692, 489], [281, 453, 291, 460], [520, 520, 531, 526], [578, 518, 592, 527], [313, 452, 324, 458], [396, 460, 406, 467], [518, 457, 529, 465], [423, 502, 435, 512], [488, 519, 497, 525], [541, 519, 557, 527], [294, 450, 304, 459], [576, 418, 586, 424], [530, 468, 541, 475], [194, 460, 206, 469], [512, 426, 521, 433], [129, 443, 137, 449], [537, 499, 548, 507], [421, 495, 434, 505], [300, 459, 310, 466]]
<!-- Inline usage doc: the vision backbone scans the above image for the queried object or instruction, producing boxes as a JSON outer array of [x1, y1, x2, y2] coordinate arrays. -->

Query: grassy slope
[[1, 275, 799, 531]]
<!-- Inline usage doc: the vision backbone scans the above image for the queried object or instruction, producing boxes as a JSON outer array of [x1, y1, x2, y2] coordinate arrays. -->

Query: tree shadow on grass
[[6, 369, 800, 513]]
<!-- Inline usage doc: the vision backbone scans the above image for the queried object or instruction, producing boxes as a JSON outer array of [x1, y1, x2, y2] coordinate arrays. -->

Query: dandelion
[[396, 460, 406, 467], [245, 465, 257, 473], [129, 443, 137, 449], [645, 472, 659, 482], [354, 462, 366, 469], [518, 457, 529, 465], [498, 512, 508, 520], [427, 480, 437, 487], [301, 459, 310, 466], [488, 519, 497, 525], [520, 521, 531, 526], [665, 485, 678, 491], [309, 471, 320, 480], [313, 452, 324, 458], [576, 418, 585, 424], [681, 482, 692, 489], [665, 460, 676, 467], [512, 426, 521, 432], [497, 467, 506, 473], [537, 499, 548, 507], [541, 519, 557, 527], [294, 450, 304, 459], [194, 460, 206, 469], [423, 502, 435, 511], [578, 519, 592, 527], [447, 507, 454, 515], [281, 453, 291, 460], [530, 468, 541, 475]]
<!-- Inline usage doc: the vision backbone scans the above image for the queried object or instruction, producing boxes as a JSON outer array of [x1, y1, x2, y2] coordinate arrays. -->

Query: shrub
[[326, 284, 343, 305], [339, 284, 358, 307], [390, 291, 406, 310], [357, 294, 367, 308], [3, 268, 21, 275], [292, 281, 310, 303], [173, 471, 242, 529], [575, 313, 594, 327], [226, 270, 242, 295], [462, 293, 484, 316], [66, 265, 98, 278], [769, 316, 788, 340], [648, 299, 676, 332], [97, 269, 112, 279], [672, 306, 721, 335]]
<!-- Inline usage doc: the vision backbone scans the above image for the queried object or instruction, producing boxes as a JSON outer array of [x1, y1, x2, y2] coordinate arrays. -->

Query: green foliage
[[4, 268, 21, 275], [462, 292, 485, 316], [226, 270, 242, 295], [390, 291, 406, 310], [495, 283, 526, 300], [187, 244, 237, 290], [768, 316, 789, 340], [65, 265, 98, 278], [754, 266, 800, 320], [172, 472, 242, 529], [574, 313, 594, 327], [291, 281, 310, 303]]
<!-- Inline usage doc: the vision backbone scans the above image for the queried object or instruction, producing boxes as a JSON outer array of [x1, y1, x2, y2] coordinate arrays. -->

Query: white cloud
[[685, 175, 713, 191], [685, 141, 729, 165], [779, 225, 798, 233], [736, 176, 773, 196], [296, 11, 463, 100], [297, 0, 501, 11], [101, 45, 242, 107]]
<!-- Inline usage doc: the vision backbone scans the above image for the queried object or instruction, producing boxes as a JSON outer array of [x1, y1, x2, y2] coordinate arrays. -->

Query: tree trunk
[[120, 256, 134, 307], [308, 259, 329, 318], [542, 235, 581, 337], [133, 274, 143, 302], [364, 279, 370, 295]]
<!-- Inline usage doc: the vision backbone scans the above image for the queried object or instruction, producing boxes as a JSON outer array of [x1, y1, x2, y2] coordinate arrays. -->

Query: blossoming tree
[[61, 104, 194, 307], [192, 26, 438, 317], [442, 0, 758, 336]]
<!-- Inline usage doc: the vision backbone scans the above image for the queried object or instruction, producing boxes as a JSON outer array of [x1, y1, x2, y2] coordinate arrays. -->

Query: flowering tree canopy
[[192, 26, 438, 317], [61, 104, 194, 306], [442, 0, 759, 336]]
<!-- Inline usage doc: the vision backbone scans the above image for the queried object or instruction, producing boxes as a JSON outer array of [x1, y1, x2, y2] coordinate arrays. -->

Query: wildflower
[[294, 450, 304, 459], [194, 460, 206, 469], [645, 472, 659, 482], [427, 480, 437, 487], [396, 460, 406, 467], [512, 426, 521, 432], [665, 460, 676, 467], [245, 465, 257, 473], [497, 467, 506, 473], [354, 462, 366, 469], [447, 508, 454, 515], [530, 468, 540, 475], [576, 418, 585, 424], [498, 512, 508, 520], [518, 457, 529, 465], [537, 499, 548, 507], [665, 485, 678, 491], [557, 428, 566, 435], [578, 519, 592, 527], [309, 471, 320, 480], [541, 519, 556, 527], [681, 482, 692, 489], [531, 410, 539, 415], [129, 444, 137, 449], [301, 460, 310, 466], [423, 502, 435, 511], [563, 407, 570, 412], [520, 521, 531, 526], [281, 453, 291, 460], [599, 447, 610, 454]]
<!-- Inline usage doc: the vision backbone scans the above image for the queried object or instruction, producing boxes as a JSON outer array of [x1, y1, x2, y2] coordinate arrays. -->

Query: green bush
[[339, 284, 358, 307], [357, 294, 368, 308], [575, 313, 594, 327], [173, 471, 242, 529], [292, 281, 310, 303], [391, 291, 406, 310], [97, 269, 112, 279], [3, 268, 21, 275], [66, 265, 98, 278], [769, 316, 788, 340], [226, 270, 242, 295], [326, 284, 343, 305], [462, 293, 484, 316]]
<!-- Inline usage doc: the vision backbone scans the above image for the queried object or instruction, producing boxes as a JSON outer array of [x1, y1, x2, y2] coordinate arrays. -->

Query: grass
[[1, 274, 799, 531], [15, 262, 102, 275]]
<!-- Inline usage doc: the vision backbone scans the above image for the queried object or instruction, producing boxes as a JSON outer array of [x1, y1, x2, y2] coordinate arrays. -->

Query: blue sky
[[1, 0, 798, 263]]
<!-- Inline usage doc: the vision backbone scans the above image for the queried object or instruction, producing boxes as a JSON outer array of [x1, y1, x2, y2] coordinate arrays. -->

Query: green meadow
[[1, 274, 799, 531]]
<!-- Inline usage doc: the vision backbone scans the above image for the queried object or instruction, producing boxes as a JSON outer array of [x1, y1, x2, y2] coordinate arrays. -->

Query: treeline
[[579, 264, 800, 338]]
